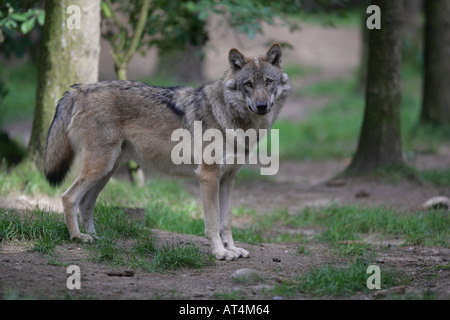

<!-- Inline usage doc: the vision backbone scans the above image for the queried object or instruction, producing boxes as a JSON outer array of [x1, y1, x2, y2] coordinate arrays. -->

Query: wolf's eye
[[265, 79, 273, 85], [244, 81, 253, 88]]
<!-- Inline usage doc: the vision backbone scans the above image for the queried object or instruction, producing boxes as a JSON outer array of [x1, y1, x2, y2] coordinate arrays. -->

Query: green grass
[[88, 202, 215, 271], [418, 169, 450, 186], [0, 208, 69, 254], [292, 205, 449, 247], [233, 205, 450, 247], [0, 204, 214, 272], [272, 260, 407, 297]]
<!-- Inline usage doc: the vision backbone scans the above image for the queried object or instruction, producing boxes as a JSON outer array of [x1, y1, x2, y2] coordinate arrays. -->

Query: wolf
[[44, 44, 291, 261]]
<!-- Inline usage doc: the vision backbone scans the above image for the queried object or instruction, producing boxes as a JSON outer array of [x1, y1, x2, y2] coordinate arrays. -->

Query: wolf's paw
[[229, 247, 250, 258], [213, 248, 239, 261], [71, 233, 95, 243]]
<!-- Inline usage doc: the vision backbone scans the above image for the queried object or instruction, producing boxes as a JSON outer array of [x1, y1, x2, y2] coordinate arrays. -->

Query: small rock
[[272, 258, 281, 262], [422, 196, 450, 211], [326, 179, 346, 187], [373, 286, 406, 299], [355, 190, 370, 198], [230, 268, 265, 283], [106, 270, 135, 277], [391, 286, 406, 295]]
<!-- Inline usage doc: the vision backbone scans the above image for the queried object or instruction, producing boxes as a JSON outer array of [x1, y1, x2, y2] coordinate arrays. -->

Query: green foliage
[[101, 0, 303, 75], [192, 0, 301, 40], [0, 60, 37, 127], [0, 2, 44, 33], [0, 1, 44, 57]]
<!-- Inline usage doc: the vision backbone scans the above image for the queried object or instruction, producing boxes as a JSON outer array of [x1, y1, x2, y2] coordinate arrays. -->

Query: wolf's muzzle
[[247, 97, 272, 115]]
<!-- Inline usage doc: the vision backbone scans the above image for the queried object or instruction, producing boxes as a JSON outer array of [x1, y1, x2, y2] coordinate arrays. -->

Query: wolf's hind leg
[[62, 147, 121, 242], [79, 163, 120, 236]]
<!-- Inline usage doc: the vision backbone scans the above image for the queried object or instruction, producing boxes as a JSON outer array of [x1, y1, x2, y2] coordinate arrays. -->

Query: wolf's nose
[[256, 103, 268, 112]]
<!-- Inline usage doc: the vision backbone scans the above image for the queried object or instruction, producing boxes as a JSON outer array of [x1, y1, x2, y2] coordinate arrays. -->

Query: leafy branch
[[0, 3, 45, 39], [102, 0, 151, 80]]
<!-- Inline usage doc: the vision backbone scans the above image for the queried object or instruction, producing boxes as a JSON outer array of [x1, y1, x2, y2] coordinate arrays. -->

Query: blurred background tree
[[20, 0, 100, 170], [348, 0, 404, 174], [420, 0, 450, 125]]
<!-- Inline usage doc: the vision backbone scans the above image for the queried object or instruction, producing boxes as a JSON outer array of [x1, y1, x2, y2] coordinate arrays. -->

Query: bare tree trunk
[[420, 0, 450, 125], [348, 0, 404, 174], [25, 0, 101, 170]]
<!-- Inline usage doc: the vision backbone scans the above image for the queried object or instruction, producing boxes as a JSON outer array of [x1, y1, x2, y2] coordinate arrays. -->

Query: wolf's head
[[224, 44, 291, 118]]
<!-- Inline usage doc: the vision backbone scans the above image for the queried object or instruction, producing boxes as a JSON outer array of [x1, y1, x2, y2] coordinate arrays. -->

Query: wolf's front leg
[[197, 164, 239, 261], [219, 166, 250, 258]]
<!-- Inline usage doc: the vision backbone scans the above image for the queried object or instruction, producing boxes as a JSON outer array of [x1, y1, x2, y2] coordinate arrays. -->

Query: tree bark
[[420, 0, 450, 125], [25, 0, 101, 170], [348, 0, 404, 174]]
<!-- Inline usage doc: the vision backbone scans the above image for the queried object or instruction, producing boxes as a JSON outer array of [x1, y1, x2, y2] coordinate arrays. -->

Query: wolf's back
[[44, 90, 76, 187]]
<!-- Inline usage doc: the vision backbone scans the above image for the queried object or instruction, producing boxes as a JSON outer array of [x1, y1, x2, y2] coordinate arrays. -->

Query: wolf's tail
[[44, 91, 76, 187]]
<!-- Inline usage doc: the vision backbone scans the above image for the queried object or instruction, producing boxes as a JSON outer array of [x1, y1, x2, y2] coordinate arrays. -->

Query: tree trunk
[[348, 0, 404, 174], [420, 0, 450, 125], [25, 0, 101, 170]]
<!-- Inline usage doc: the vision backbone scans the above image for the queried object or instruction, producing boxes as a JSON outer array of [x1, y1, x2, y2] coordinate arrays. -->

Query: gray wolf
[[44, 44, 291, 261]]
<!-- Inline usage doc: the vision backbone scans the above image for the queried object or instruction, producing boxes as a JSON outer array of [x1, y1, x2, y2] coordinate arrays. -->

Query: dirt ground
[[1, 20, 449, 300], [1, 153, 449, 300]]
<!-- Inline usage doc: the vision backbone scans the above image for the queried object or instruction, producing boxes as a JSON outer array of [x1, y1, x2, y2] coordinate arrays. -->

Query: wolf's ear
[[229, 48, 247, 72], [265, 44, 282, 67]]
